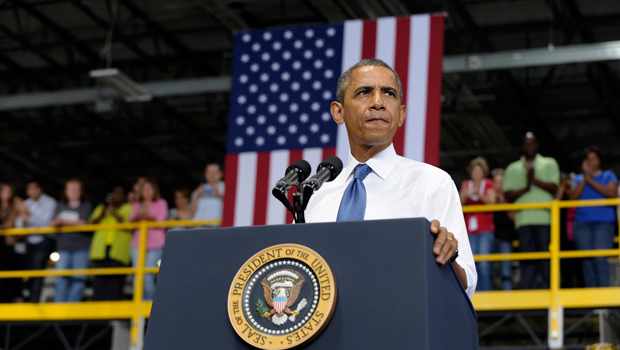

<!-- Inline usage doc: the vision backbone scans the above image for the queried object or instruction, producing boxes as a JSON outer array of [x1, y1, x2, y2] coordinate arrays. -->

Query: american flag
[[223, 14, 445, 227]]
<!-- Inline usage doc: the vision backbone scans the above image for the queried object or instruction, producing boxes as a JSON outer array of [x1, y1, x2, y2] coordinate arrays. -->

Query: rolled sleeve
[[426, 176, 477, 298]]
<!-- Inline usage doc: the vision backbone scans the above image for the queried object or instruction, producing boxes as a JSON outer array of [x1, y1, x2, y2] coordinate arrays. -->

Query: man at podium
[[305, 59, 477, 298]]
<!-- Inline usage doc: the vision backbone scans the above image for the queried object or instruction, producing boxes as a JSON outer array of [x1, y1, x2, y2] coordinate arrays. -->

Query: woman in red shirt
[[460, 157, 496, 291]]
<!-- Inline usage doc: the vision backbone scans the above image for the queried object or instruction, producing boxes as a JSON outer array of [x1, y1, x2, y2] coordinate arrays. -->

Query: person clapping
[[89, 186, 133, 301]]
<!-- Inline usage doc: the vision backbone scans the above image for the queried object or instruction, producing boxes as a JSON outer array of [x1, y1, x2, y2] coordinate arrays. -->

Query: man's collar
[[520, 154, 540, 163], [343, 143, 397, 181]]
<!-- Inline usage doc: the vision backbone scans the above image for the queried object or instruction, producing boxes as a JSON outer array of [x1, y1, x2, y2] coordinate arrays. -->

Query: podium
[[144, 218, 479, 349]]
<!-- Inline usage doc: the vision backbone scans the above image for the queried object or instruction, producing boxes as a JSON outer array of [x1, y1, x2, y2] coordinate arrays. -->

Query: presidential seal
[[227, 244, 337, 349]]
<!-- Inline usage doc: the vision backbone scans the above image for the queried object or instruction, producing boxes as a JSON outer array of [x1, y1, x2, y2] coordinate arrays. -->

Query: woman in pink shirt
[[129, 178, 168, 300]]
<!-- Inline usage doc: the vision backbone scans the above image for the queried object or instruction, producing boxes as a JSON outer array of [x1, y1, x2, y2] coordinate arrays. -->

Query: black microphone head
[[287, 159, 312, 182], [318, 156, 343, 182]]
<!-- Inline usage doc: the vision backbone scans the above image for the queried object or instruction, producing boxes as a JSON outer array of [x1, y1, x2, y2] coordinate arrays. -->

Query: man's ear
[[397, 104, 406, 127], [330, 101, 344, 125]]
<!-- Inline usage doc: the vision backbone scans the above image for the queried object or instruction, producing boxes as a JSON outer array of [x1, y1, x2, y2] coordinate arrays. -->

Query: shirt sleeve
[[484, 179, 495, 194], [502, 164, 519, 192], [151, 199, 169, 222], [605, 170, 618, 185], [129, 203, 139, 221], [119, 204, 133, 222], [425, 175, 477, 298], [89, 205, 103, 223], [544, 159, 560, 185], [572, 174, 584, 187], [81, 201, 93, 221]]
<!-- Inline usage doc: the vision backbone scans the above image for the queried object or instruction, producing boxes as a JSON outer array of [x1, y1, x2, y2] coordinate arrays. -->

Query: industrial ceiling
[[1, 0, 620, 199]]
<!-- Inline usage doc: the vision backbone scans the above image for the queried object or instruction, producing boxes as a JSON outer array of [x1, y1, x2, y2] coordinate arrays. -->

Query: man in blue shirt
[[190, 163, 225, 226], [568, 146, 618, 287], [23, 181, 57, 302]]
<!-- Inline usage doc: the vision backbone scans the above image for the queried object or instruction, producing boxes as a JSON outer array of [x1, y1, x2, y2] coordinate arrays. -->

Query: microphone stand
[[293, 192, 304, 223], [272, 182, 306, 224]]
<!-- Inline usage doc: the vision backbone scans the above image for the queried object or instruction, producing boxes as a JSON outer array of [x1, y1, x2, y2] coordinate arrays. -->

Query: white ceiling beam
[[2, 41, 620, 111], [443, 40, 620, 73]]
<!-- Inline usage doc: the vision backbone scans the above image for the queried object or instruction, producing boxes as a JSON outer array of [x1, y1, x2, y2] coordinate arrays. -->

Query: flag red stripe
[[424, 14, 444, 167], [222, 154, 239, 227], [392, 16, 411, 156], [252, 152, 271, 226], [286, 150, 304, 224], [361, 20, 377, 60], [321, 147, 336, 160]]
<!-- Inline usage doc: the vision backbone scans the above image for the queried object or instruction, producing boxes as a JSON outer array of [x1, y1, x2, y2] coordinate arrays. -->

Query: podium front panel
[[145, 218, 478, 349]]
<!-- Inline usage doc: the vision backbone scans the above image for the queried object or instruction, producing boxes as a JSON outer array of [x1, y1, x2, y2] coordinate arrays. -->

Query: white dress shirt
[[24, 193, 57, 245], [305, 144, 477, 297]]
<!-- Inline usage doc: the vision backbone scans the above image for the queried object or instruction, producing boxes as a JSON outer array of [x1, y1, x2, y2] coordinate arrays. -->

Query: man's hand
[[431, 220, 457, 265], [431, 220, 468, 289], [526, 165, 534, 185], [195, 183, 206, 195]]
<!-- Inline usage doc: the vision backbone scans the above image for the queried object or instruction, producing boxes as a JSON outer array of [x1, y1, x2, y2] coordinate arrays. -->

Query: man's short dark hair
[[205, 162, 222, 171], [26, 181, 42, 188], [336, 58, 403, 104]]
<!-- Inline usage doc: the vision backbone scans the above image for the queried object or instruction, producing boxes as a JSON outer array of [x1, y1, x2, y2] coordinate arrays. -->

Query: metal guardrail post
[[130, 221, 148, 350], [548, 199, 563, 349]]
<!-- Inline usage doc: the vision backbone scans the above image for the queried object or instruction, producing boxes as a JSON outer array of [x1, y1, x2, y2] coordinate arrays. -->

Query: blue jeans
[[573, 222, 615, 287], [518, 225, 550, 290], [469, 231, 494, 291], [131, 248, 163, 300], [492, 239, 513, 290], [54, 250, 90, 303]]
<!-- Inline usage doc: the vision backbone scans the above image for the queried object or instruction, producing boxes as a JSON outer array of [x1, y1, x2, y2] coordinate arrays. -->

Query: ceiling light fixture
[[89, 68, 152, 103]]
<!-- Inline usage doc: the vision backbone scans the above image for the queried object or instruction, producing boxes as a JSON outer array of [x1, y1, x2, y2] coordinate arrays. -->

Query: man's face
[[493, 174, 504, 192], [205, 164, 222, 184], [26, 182, 42, 200], [331, 66, 406, 150], [522, 136, 538, 159]]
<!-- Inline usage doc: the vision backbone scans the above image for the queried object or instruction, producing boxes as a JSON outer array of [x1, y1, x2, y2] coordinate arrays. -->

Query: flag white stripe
[[266, 150, 290, 225], [375, 17, 396, 67], [234, 152, 258, 227], [303, 148, 324, 175], [404, 15, 430, 161], [337, 20, 362, 167]]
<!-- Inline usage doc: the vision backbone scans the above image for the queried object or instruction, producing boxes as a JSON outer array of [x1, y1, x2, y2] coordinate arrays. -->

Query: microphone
[[272, 159, 312, 195], [301, 156, 344, 191]]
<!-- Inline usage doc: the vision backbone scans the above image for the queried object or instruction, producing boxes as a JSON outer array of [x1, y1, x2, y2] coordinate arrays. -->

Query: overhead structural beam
[[2, 41, 620, 111], [0, 76, 231, 111], [443, 40, 620, 73]]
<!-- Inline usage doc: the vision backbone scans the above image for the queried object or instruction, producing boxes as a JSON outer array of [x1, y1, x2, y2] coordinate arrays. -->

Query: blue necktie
[[336, 163, 372, 221]]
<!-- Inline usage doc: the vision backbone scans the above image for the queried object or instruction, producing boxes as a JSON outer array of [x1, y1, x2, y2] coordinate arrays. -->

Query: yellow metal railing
[[0, 198, 619, 346], [0, 219, 220, 349], [464, 197, 620, 342]]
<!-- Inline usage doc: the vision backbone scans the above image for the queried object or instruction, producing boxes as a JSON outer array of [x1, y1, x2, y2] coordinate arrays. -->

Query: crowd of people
[[463, 132, 619, 291], [0, 163, 225, 303], [0, 132, 618, 302]]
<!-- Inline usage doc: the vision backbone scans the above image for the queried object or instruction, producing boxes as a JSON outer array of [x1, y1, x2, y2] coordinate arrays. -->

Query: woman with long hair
[[50, 179, 93, 302], [459, 157, 497, 291], [129, 178, 168, 300], [0, 183, 28, 303]]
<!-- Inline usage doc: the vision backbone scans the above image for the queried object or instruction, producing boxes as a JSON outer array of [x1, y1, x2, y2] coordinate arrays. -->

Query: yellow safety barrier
[[0, 219, 220, 349], [0, 198, 618, 348]]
